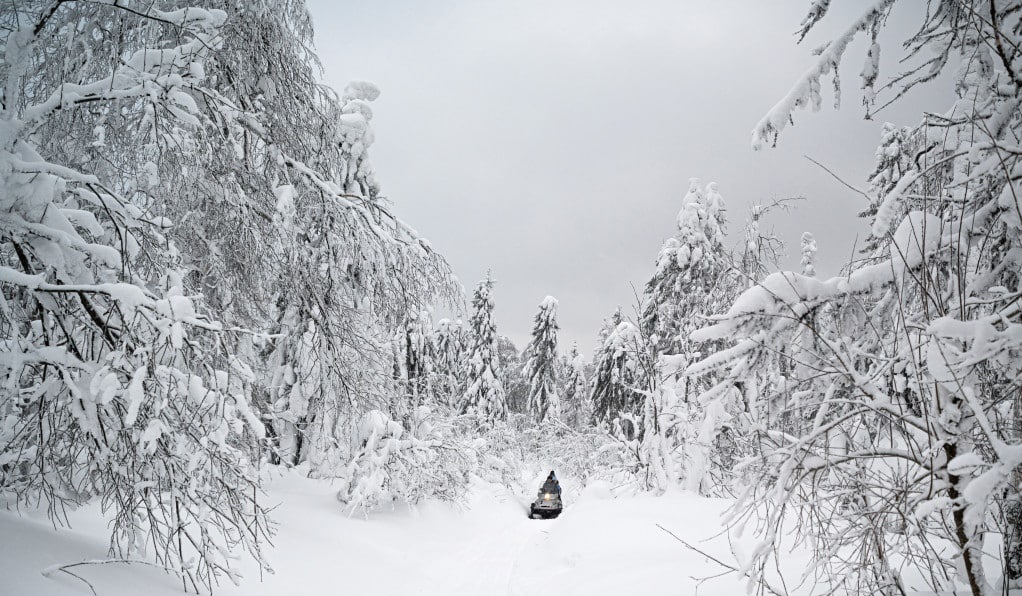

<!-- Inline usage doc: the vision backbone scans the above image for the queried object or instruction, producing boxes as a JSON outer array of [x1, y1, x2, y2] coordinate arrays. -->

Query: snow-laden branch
[[752, 0, 896, 150]]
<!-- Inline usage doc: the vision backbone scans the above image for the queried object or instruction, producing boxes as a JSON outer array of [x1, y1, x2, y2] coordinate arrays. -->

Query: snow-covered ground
[[1, 469, 792, 596]]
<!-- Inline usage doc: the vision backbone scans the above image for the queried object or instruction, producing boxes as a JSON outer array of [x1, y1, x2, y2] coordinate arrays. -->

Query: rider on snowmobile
[[541, 471, 561, 496]]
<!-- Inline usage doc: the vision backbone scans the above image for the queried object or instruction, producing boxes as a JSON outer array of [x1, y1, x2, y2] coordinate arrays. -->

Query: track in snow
[[0, 470, 775, 596]]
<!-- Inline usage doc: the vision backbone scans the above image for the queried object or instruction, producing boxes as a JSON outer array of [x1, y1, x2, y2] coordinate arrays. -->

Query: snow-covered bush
[[515, 418, 620, 488], [464, 415, 528, 488], [337, 407, 470, 516]]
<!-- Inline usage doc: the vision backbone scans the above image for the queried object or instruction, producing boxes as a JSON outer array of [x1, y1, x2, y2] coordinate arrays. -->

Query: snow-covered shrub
[[337, 407, 470, 515], [467, 416, 526, 488], [516, 418, 619, 488]]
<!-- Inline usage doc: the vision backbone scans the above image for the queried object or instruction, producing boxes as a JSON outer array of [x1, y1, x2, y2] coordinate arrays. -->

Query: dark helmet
[[548, 471, 556, 479]]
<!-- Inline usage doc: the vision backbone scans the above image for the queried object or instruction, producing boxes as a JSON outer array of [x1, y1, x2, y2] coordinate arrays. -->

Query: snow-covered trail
[[0, 470, 790, 596], [442, 488, 550, 595]]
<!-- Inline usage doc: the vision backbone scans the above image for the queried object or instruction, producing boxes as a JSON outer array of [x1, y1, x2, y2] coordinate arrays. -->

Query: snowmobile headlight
[[544, 493, 552, 500]]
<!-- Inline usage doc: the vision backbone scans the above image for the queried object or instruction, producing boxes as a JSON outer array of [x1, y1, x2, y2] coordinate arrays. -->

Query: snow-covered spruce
[[798, 231, 817, 277], [633, 179, 747, 496], [640, 179, 729, 358], [589, 308, 644, 425], [461, 274, 507, 425], [522, 296, 561, 424], [497, 334, 530, 415], [401, 309, 436, 406]]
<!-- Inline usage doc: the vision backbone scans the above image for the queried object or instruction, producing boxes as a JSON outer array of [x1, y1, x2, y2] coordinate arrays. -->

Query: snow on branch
[[752, 0, 896, 150]]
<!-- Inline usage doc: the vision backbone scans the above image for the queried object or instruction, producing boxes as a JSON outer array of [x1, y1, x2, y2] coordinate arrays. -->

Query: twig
[[41, 557, 176, 595], [656, 523, 788, 596], [43, 566, 97, 596], [803, 154, 872, 200]]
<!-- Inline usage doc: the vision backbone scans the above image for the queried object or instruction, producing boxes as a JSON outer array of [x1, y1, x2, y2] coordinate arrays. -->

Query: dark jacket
[[541, 478, 561, 495]]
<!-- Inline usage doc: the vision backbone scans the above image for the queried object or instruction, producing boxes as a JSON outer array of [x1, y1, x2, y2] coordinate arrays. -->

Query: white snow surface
[[0, 468, 803, 596]]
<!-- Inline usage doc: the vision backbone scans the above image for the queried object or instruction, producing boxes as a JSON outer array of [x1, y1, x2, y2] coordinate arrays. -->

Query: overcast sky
[[305, 0, 951, 353]]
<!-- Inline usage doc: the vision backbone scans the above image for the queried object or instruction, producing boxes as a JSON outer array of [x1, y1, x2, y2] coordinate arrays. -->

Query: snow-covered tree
[[640, 179, 729, 356], [799, 231, 818, 277], [461, 274, 506, 424], [635, 354, 685, 492], [695, 4, 1022, 595], [258, 76, 457, 471], [496, 335, 530, 415], [402, 309, 435, 406], [562, 344, 591, 429], [433, 318, 469, 407], [736, 198, 798, 290], [592, 315, 684, 493], [631, 181, 747, 495], [590, 308, 644, 426], [523, 296, 561, 423], [0, 0, 461, 587], [859, 123, 924, 256], [0, 3, 272, 589]]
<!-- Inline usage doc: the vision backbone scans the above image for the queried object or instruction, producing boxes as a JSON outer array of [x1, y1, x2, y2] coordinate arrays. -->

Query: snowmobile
[[529, 489, 563, 519]]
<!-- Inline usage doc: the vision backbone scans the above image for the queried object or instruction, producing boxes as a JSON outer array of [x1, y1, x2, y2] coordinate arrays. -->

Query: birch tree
[[0, 0, 459, 587], [692, 3, 1022, 594], [0, 3, 271, 589]]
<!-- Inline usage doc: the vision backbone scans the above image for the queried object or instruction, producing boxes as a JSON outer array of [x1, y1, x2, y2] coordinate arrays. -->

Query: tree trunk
[[945, 442, 985, 596]]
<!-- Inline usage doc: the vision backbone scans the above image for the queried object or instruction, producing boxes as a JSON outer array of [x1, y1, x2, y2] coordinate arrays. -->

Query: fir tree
[[461, 274, 507, 423], [859, 123, 923, 256], [640, 179, 729, 356], [523, 296, 561, 423], [590, 308, 644, 425]]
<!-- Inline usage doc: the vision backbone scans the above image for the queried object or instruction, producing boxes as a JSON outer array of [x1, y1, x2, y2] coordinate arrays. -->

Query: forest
[[2, 1, 1022, 595]]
